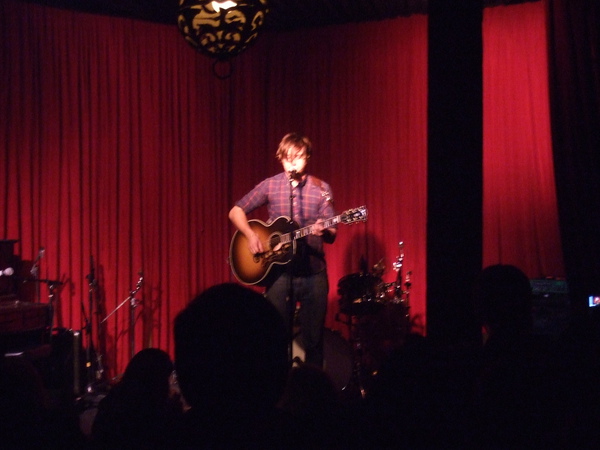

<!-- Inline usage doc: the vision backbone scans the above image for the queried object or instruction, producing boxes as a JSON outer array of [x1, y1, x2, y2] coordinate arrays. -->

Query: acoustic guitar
[[229, 206, 368, 285]]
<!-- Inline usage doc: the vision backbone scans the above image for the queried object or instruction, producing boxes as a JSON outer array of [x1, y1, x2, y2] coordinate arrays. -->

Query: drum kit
[[335, 242, 412, 398]]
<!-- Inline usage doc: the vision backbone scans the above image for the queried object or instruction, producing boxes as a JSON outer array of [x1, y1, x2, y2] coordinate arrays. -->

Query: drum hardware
[[391, 241, 412, 332], [372, 258, 385, 279], [337, 272, 384, 317], [336, 269, 387, 398], [335, 241, 415, 397], [392, 241, 406, 299], [334, 312, 372, 399]]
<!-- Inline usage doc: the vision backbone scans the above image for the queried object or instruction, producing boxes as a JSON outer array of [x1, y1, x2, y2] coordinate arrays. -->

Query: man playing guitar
[[229, 132, 337, 368]]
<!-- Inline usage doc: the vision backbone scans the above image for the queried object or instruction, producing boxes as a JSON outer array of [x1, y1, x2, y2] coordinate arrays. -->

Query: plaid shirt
[[235, 172, 336, 274]]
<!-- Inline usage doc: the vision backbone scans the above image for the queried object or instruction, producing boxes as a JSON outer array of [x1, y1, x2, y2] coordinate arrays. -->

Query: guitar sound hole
[[270, 234, 282, 252]]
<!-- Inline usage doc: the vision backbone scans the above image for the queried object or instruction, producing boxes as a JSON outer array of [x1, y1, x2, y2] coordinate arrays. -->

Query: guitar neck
[[285, 215, 341, 242]]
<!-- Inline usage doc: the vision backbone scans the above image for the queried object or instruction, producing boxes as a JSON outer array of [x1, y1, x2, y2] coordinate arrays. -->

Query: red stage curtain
[[1, 0, 559, 376], [483, 1, 564, 278]]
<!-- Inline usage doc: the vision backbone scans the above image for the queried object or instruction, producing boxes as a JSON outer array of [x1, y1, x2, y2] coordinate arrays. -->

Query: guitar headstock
[[341, 206, 368, 224]]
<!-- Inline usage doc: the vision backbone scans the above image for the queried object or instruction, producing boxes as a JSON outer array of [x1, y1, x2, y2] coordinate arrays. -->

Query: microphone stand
[[85, 256, 98, 394], [101, 272, 143, 362], [129, 274, 143, 360], [45, 279, 62, 339], [287, 174, 297, 365], [30, 247, 45, 303]]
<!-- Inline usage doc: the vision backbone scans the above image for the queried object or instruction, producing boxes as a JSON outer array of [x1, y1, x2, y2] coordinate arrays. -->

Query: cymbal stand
[[392, 241, 405, 299], [336, 311, 368, 399], [404, 271, 412, 308], [392, 241, 412, 332]]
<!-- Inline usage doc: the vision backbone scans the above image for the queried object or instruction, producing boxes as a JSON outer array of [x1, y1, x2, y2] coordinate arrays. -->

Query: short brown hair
[[276, 132, 312, 161]]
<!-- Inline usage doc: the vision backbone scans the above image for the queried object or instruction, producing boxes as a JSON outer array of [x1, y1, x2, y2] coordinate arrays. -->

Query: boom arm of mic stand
[[101, 274, 143, 324], [100, 292, 137, 324]]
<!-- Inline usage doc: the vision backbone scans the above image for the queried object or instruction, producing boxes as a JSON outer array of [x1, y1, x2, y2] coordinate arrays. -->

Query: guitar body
[[229, 206, 368, 285], [229, 216, 298, 285]]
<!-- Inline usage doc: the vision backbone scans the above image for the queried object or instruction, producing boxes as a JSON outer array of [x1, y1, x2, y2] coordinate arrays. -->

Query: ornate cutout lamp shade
[[178, 0, 269, 60]]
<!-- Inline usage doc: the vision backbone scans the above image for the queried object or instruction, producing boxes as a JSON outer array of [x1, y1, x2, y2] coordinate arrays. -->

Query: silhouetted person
[[546, 295, 600, 447], [90, 347, 183, 449], [357, 333, 468, 449], [0, 354, 48, 448], [473, 263, 533, 345], [173, 283, 294, 448], [277, 363, 352, 448], [1, 354, 86, 449], [470, 264, 566, 447]]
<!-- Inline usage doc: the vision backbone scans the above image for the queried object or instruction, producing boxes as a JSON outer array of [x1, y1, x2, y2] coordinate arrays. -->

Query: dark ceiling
[[23, 0, 536, 32]]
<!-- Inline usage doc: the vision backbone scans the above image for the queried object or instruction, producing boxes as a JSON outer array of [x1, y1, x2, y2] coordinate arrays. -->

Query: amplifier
[[530, 278, 571, 336], [530, 278, 569, 295]]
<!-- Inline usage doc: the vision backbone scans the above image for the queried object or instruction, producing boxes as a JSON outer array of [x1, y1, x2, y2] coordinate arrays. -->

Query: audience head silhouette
[[90, 347, 180, 448], [0, 355, 47, 447], [119, 347, 174, 398], [174, 282, 289, 418], [473, 264, 532, 339]]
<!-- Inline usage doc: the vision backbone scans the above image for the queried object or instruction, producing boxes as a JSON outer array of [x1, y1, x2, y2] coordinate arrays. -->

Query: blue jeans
[[266, 270, 329, 367]]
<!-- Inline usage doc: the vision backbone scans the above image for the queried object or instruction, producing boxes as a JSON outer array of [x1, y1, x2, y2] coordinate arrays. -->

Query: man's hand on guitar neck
[[313, 218, 337, 243], [312, 219, 325, 236]]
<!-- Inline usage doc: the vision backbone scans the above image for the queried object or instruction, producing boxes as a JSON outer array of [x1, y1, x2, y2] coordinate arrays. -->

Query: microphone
[[132, 270, 144, 295], [0, 267, 15, 277], [31, 247, 45, 276], [32, 247, 45, 263]]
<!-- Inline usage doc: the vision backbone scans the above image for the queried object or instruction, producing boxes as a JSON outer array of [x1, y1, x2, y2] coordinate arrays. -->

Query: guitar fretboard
[[294, 216, 341, 240], [272, 207, 365, 246]]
